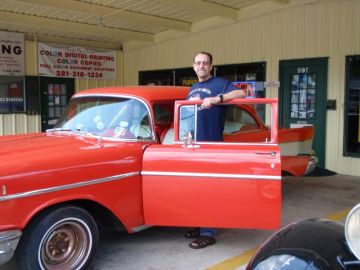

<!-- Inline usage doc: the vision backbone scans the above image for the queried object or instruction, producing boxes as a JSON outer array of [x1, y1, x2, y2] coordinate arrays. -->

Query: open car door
[[142, 98, 281, 230]]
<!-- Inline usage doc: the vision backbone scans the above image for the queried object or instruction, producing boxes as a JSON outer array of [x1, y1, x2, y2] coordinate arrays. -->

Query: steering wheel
[[130, 124, 151, 138]]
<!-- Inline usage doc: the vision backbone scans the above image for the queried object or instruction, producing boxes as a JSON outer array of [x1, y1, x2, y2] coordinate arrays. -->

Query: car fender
[[246, 219, 355, 270]]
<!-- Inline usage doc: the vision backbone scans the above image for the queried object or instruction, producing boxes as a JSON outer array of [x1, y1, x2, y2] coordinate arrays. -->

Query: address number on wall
[[297, 67, 309, 74]]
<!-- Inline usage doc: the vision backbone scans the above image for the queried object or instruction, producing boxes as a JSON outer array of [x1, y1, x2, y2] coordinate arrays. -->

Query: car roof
[[74, 85, 190, 102]]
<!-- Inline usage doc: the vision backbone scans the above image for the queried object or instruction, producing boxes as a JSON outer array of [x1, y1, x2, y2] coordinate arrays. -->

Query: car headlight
[[253, 254, 320, 270], [345, 203, 360, 260]]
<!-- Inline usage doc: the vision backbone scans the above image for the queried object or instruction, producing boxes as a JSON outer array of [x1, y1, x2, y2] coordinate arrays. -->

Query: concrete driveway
[[3, 172, 359, 270]]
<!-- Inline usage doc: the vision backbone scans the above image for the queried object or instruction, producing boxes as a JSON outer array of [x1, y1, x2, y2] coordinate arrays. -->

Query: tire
[[17, 206, 99, 270]]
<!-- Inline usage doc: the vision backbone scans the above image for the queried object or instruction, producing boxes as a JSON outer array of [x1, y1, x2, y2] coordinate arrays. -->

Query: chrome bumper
[[305, 156, 318, 175], [0, 230, 22, 266]]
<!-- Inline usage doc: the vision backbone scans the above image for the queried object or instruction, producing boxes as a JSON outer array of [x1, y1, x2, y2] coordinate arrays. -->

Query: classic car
[[0, 86, 311, 269], [246, 203, 360, 270], [224, 104, 317, 177]]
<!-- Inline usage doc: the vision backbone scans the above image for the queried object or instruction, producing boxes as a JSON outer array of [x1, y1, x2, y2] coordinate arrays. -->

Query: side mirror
[[183, 131, 193, 147]]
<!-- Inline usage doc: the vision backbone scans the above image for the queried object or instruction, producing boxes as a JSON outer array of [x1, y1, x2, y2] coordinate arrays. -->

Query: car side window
[[153, 103, 173, 126], [153, 103, 175, 143], [129, 100, 152, 139], [179, 105, 195, 140], [224, 105, 260, 133]]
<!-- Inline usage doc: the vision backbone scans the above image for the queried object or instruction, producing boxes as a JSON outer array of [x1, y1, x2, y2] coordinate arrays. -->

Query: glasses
[[193, 61, 210, 66]]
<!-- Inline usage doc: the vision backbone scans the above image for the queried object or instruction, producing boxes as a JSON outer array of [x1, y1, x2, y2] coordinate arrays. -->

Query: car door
[[142, 98, 281, 230]]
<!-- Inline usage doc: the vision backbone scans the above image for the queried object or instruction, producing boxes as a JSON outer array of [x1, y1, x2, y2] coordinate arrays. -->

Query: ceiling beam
[[0, 10, 154, 42], [26, 33, 123, 50], [270, 0, 290, 4], [158, 0, 238, 20], [11, 0, 191, 32]]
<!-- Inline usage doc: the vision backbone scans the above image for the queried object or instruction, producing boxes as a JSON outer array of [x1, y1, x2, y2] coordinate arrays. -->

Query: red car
[[0, 86, 313, 269]]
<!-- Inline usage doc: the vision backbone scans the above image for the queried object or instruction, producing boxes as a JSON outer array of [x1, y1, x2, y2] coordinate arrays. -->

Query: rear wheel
[[17, 206, 98, 270]]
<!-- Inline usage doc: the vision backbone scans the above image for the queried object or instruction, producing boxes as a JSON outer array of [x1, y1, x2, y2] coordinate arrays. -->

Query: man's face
[[193, 54, 212, 81]]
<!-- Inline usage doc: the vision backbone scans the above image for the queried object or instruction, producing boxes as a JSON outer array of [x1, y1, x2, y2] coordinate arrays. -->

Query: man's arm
[[201, 89, 247, 109], [222, 89, 247, 101]]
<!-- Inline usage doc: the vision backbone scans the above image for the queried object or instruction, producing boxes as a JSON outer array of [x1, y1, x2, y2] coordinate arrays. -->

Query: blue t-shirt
[[187, 77, 237, 141]]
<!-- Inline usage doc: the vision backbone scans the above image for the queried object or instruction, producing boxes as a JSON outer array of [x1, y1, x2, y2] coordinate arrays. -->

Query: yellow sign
[[182, 79, 197, 86]]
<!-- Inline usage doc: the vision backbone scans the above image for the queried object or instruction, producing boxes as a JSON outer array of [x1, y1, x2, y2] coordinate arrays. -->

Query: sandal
[[189, 236, 216, 249], [185, 228, 200, 239]]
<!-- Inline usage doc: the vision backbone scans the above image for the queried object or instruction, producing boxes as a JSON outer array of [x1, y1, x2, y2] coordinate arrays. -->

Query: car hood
[[0, 132, 143, 193], [0, 132, 95, 157]]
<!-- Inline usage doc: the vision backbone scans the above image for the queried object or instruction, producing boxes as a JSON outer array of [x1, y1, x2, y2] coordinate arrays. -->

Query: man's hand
[[201, 96, 221, 109]]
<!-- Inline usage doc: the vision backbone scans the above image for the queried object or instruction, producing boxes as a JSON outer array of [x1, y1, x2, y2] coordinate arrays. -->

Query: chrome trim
[[304, 156, 318, 175], [0, 230, 22, 266], [173, 141, 278, 146], [0, 172, 139, 202], [141, 171, 281, 180], [345, 203, 360, 260], [131, 225, 152, 232]]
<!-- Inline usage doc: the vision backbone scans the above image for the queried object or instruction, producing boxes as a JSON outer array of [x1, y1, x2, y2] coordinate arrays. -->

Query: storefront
[[0, 34, 122, 134]]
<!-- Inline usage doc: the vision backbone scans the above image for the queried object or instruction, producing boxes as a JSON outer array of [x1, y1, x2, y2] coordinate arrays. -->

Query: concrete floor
[[2, 172, 360, 270]]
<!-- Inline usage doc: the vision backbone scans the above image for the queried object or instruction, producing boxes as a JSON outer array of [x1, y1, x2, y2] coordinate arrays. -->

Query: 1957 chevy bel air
[[0, 86, 316, 269]]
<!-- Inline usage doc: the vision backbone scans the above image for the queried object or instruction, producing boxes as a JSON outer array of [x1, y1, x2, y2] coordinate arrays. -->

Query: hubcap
[[39, 219, 92, 270]]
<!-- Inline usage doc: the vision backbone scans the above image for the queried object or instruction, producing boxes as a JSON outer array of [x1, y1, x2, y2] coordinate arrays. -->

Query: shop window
[[139, 70, 174, 85], [0, 76, 25, 113], [174, 68, 197, 86], [25, 76, 40, 115], [215, 62, 266, 99], [215, 62, 266, 120], [344, 56, 360, 156]]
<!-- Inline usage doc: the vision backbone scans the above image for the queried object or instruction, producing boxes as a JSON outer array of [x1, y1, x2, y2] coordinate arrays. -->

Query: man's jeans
[[200, 228, 217, 237]]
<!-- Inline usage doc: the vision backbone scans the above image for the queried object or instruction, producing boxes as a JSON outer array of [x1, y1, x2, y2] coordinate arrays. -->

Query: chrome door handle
[[255, 152, 276, 156]]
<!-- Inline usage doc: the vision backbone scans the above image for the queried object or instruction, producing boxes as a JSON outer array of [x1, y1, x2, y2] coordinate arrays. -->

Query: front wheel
[[17, 206, 99, 270]]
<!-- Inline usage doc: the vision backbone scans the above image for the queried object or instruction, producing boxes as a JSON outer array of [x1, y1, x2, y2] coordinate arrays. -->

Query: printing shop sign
[[0, 31, 25, 75], [38, 43, 116, 79]]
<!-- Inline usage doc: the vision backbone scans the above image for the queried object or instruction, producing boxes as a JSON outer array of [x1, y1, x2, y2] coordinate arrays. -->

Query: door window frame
[[40, 76, 75, 131], [174, 98, 279, 145]]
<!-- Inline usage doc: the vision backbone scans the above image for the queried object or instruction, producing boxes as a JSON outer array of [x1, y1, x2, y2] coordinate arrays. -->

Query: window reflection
[[179, 105, 196, 140], [290, 73, 316, 120]]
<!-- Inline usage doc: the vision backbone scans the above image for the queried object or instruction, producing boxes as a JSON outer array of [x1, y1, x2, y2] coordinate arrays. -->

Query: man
[[185, 52, 247, 248], [187, 52, 247, 141]]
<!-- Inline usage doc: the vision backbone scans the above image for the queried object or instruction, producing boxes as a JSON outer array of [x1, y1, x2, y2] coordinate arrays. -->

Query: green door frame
[[279, 58, 328, 168], [40, 76, 75, 131]]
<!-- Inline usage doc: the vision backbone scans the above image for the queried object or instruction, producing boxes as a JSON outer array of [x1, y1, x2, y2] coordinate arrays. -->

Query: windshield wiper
[[47, 128, 103, 140], [72, 129, 97, 137], [73, 129, 106, 141], [46, 128, 72, 132]]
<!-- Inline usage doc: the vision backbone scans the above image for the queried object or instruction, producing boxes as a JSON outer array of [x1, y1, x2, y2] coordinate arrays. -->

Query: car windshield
[[55, 96, 152, 139]]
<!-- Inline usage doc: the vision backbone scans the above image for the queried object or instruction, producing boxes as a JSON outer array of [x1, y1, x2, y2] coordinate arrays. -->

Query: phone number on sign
[[56, 70, 103, 78]]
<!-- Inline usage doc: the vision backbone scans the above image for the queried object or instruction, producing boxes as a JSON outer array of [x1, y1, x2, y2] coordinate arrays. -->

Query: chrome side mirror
[[183, 131, 193, 148]]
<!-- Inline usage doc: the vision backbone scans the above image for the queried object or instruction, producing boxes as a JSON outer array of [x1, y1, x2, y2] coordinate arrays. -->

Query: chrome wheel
[[17, 206, 98, 270], [39, 218, 92, 270]]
